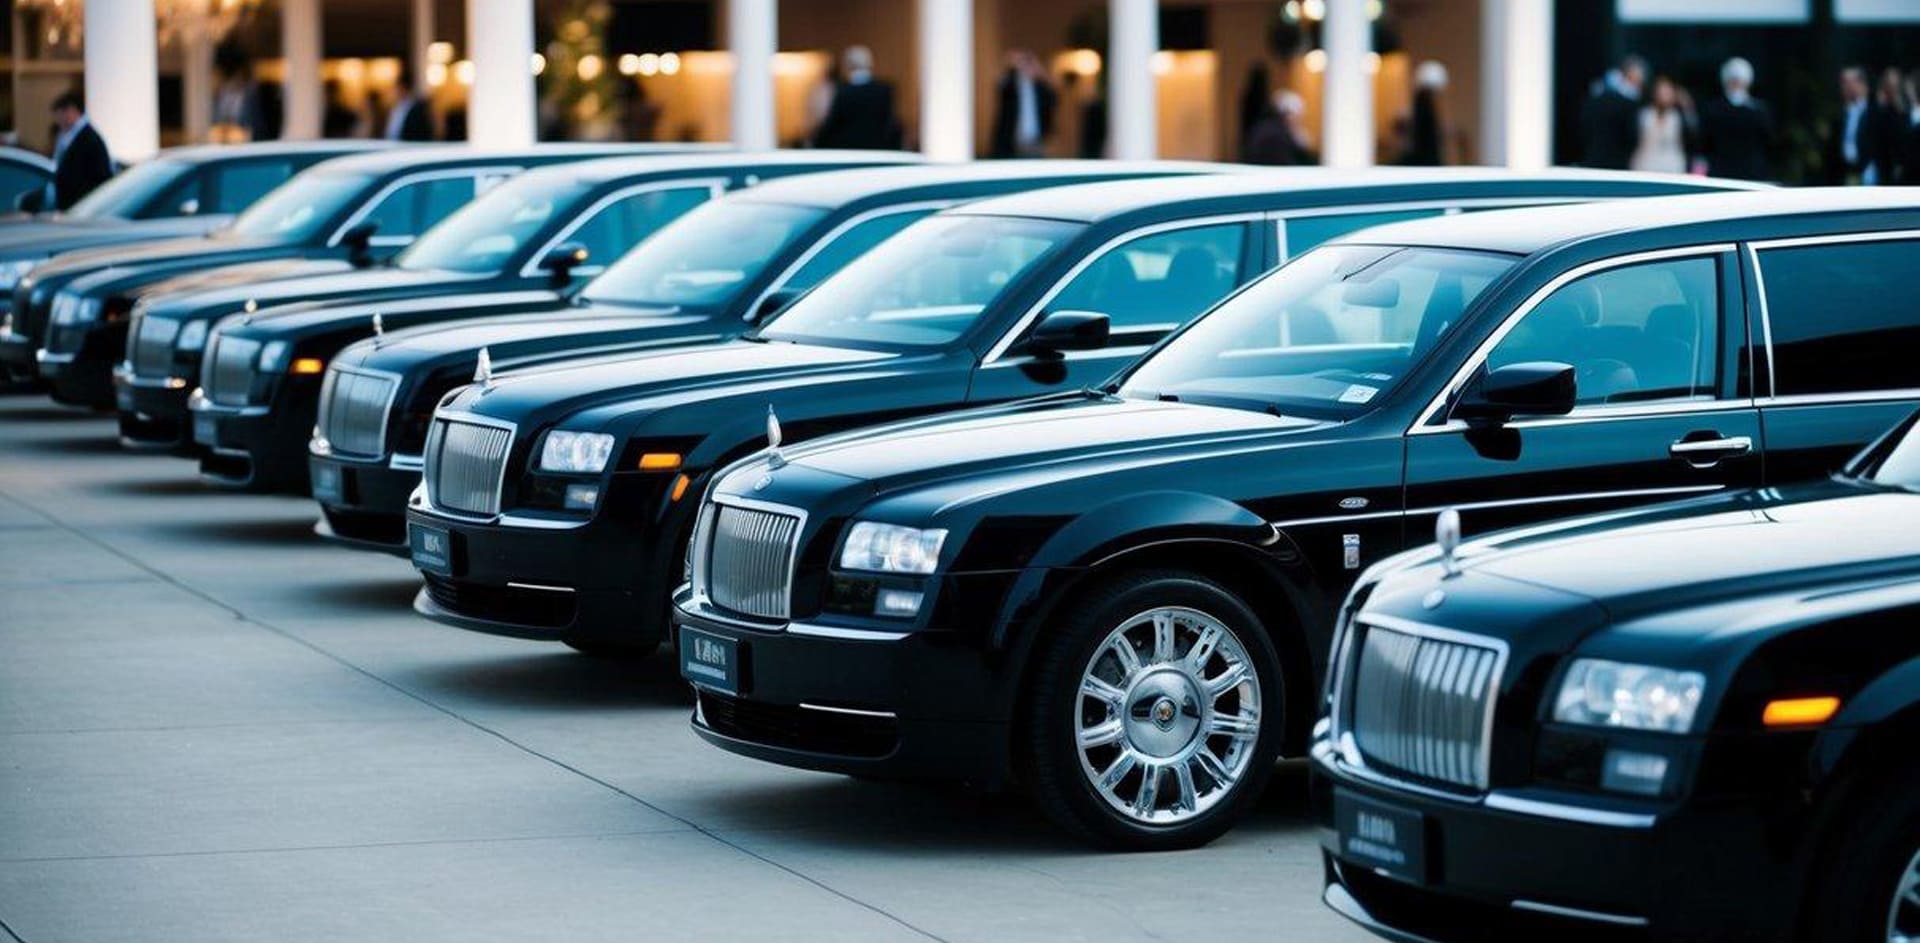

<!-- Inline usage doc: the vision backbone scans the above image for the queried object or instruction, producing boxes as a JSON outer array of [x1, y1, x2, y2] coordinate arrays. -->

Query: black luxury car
[[670, 187, 1918, 851], [309, 160, 1217, 552], [1316, 409, 1920, 943], [0, 145, 53, 213], [15, 143, 691, 406], [403, 167, 1746, 656], [130, 151, 911, 468]]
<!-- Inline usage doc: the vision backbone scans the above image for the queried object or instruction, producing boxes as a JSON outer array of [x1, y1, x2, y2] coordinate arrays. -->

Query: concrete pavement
[[0, 395, 1371, 943]]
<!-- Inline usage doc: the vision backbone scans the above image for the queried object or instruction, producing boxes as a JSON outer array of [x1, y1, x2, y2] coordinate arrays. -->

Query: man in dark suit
[[812, 46, 901, 150], [48, 90, 113, 211], [1698, 57, 1774, 181], [1581, 54, 1645, 170], [1829, 66, 1897, 185], [989, 50, 1058, 158], [383, 66, 435, 142]]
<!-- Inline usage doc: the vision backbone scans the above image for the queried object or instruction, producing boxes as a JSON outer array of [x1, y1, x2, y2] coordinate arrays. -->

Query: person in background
[[47, 90, 112, 211], [1878, 67, 1910, 183], [383, 66, 434, 142], [1630, 75, 1695, 174], [1902, 70, 1920, 184], [811, 46, 901, 150], [1581, 54, 1646, 170], [322, 80, 363, 138], [210, 39, 263, 142], [1243, 89, 1314, 166], [1398, 60, 1449, 166], [1236, 62, 1271, 160], [989, 49, 1057, 159], [1698, 57, 1773, 181], [1830, 66, 1896, 185]]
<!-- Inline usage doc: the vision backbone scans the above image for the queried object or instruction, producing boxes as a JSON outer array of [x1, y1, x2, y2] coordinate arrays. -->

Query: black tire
[[1022, 569, 1286, 851], [563, 638, 660, 659], [1802, 761, 1920, 943]]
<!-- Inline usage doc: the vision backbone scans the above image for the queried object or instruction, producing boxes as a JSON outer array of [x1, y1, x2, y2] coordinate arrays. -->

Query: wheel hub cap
[[1891, 846, 1920, 943]]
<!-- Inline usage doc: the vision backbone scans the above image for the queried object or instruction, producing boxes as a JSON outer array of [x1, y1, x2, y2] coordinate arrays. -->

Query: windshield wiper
[[1157, 391, 1287, 417]]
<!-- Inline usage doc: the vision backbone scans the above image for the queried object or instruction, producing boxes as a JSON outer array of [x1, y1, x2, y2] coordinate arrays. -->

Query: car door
[[969, 217, 1259, 402], [1747, 232, 1920, 484], [1403, 245, 1762, 538], [532, 180, 724, 283]]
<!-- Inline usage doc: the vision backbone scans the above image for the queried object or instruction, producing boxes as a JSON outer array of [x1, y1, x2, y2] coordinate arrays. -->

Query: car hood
[[141, 265, 480, 321], [0, 215, 230, 258], [343, 303, 719, 376], [30, 233, 274, 280]]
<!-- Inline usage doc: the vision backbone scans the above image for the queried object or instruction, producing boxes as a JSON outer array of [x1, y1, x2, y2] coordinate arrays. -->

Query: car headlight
[[539, 430, 616, 473], [0, 258, 43, 290], [175, 319, 209, 352], [838, 521, 948, 575], [1553, 659, 1706, 734]]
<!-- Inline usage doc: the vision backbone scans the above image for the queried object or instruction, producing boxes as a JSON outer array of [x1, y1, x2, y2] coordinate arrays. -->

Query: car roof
[[303, 142, 718, 176], [1341, 186, 1920, 254], [953, 166, 1766, 224], [736, 159, 1229, 209], [0, 146, 51, 170], [523, 149, 923, 186], [147, 140, 396, 165]]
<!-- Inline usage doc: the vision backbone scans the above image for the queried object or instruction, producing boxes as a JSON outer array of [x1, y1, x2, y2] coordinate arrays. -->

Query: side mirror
[[540, 241, 590, 284], [1452, 361, 1577, 424], [1027, 310, 1111, 355], [340, 221, 380, 266], [749, 288, 799, 324]]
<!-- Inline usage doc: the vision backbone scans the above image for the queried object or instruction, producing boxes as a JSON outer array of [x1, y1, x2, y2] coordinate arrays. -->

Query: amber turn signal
[[638, 452, 684, 471], [1762, 696, 1841, 727], [670, 474, 691, 502], [291, 357, 326, 375]]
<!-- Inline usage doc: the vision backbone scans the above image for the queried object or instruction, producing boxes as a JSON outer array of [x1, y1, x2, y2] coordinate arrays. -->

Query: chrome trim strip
[[517, 178, 729, 279], [1761, 389, 1920, 407], [34, 350, 74, 364], [496, 513, 588, 530], [1268, 484, 1725, 531], [1748, 227, 1920, 251], [506, 581, 573, 593], [786, 624, 913, 641], [747, 200, 957, 320], [1482, 792, 1658, 829], [1669, 435, 1752, 455], [1510, 900, 1651, 927], [329, 167, 522, 248], [1408, 243, 1739, 434], [798, 702, 899, 718], [1746, 243, 1777, 398], [389, 453, 424, 471]]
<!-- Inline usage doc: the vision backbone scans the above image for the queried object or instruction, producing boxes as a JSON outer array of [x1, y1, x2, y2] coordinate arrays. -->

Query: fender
[[1808, 653, 1920, 783]]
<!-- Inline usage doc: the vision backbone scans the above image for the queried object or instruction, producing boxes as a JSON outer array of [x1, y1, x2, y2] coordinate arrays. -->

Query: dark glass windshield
[[65, 158, 193, 220], [395, 174, 587, 274], [580, 200, 826, 310], [754, 214, 1081, 349], [1117, 245, 1517, 419], [224, 171, 374, 242]]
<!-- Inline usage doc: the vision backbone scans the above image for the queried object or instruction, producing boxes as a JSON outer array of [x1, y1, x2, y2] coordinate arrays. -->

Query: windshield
[[1118, 245, 1517, 419], [396, 174, 586, 274], [224, 171, 373, 242], [755, 214, 1081, 349], [581, 200, 826, 310], [65, 158, 192, 220], [1865, 420, 1920, 490]]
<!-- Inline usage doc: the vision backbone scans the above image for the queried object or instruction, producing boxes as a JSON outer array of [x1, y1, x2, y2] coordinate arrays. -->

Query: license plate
[[680, 626, 741, 695], [193, 413, 218, 446], [311, 461, 344, 505], [1334, 790, 1429, 884], [409, 522, 453, 576], [115, 387, 134, 411]]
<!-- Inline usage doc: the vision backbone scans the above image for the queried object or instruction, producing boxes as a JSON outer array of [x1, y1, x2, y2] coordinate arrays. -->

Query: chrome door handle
[[1669, 435, 1753, 463]]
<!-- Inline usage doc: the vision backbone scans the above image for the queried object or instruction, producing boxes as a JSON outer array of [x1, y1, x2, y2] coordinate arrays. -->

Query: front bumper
[[189, 390, 306, 491], [0, 329, 35, 381], [38, 321, 121, 406], [309, 451, 422, 554], [114, 366, 197, 450], [1311, 741, 1797, 943], [673, 591, 1012, 785]]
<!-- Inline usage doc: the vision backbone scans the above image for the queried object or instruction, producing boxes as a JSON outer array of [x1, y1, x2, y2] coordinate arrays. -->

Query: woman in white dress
[[1631, 76, 1696, 174]]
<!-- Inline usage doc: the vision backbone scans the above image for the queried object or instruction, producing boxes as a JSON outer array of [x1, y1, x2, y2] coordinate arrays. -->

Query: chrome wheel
[[1074, 606, 1262, 826], [1891, 845, 1920, 943]]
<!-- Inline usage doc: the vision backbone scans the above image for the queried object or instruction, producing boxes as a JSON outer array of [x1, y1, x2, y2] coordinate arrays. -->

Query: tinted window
[[0, 164, 46, 209], [1759, 239, 1920, 396], [1048, 222, 1246, 331], [65, 157, 193, 220], [210, 160, 295, 213], [782, 209, 932, 292], [396, 174, 587, 274], [1489, 255, 1720, 406], [142, 171, 205, 218], [226, 171, 374, 241], [1284, 208, 1443, 256], [582, 200, 828, 310], [565, 185, 714, 269], [360, 175, 479, 242]]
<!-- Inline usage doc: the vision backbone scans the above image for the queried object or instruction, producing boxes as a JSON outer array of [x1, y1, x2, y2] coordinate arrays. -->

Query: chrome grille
[[130, 312, 179, 378], [706, 504, 801, 620], [426, 419, 512, 516], [205, 336, 261, 406], [316, 367, 397, 459], [1348, 624, 1502, 791]]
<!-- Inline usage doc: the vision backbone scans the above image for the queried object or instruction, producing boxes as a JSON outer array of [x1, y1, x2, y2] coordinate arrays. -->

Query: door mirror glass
[[1028, 310, 1111, 354], [1454, 361, 1576, 423]]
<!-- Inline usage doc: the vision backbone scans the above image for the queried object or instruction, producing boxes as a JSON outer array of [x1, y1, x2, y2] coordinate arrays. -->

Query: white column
[[1480, 0, 1554, 169], [917, 0, 973, 161], [467, 0, 537, 148], [182, 26, 215, 143], [280, 0, 323, 139], [83, 0, 159, 160], [1319, 0, 1373, 168], [728, 0, 777, 150], [412, 0, 437, 91], [1107, 0, 1156, 159]]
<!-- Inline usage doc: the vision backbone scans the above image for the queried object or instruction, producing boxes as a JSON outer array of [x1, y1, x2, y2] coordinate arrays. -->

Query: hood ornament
[[1436, 507, 1462, 579], [474, 346, 494, 390], [765, 405, 786, 470], [372, 312, 385, 338], [243, 298, 258, 314]]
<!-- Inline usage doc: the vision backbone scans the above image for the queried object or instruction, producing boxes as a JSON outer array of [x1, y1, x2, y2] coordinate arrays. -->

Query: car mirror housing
[[540, 241, 590, 283], [1027, 310, 1111, 355], [749, 288, 800, 324], [1453, 361, 1577, 424], [340, 221, 380, 266]]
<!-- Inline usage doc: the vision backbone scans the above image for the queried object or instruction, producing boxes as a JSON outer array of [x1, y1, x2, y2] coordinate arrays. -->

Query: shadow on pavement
[[0, 404, 101, 420], [404, 649, 694, 711], [95, 475, 211, 497], [21, 432, 126, 455], [158, 516, 321, 545], [319, 575, 425, 615]]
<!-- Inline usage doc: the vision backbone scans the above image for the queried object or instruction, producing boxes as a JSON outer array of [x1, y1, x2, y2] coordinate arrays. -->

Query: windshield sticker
[[1339, 384, 1379, 405]]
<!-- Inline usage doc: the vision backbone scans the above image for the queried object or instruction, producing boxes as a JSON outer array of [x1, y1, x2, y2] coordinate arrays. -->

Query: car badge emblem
[[1339, 496, 1368, 510], [1436, 507, 1462, 579], [1424, 588, 1447, 610], [754, 475, 773, 491], [765, 405, 786, 470], [474, 346, 494, 390]]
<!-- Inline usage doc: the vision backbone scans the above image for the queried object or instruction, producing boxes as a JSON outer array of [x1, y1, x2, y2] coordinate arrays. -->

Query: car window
[[0, 164, 45, 209], [781, 209, 933, 292], [582, 200, 828, 311], [1757, 238, 1920, 397], [210, 160, 295, 214], [564, 185, 715, 270], [1487, 255, 1721, 407], [359, 175, 479, 242], [1284, 209, 1443, 256], [139, 170, 205, 219], [1047, 223, 1246, 332], [226, 171, 374, 242], [66, 157, 191, 220]]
